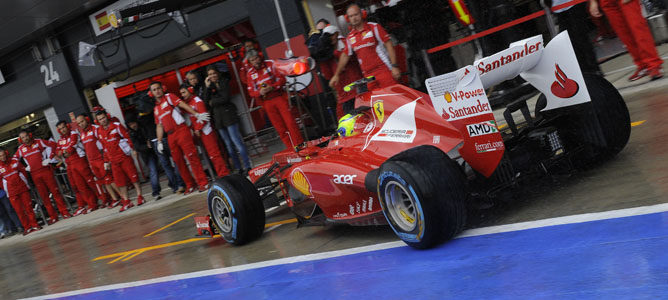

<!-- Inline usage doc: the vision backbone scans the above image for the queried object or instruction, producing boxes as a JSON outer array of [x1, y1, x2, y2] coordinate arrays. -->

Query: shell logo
[[444, 92, 453, 103], [292, 168, 311, 196]]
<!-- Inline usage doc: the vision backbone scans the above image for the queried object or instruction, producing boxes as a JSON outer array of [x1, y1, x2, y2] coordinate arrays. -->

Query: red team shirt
[[56, 130, 87, 165], [154, 93, 188, 133], [0, 158, 30, 196], [14, 139, 56, 173], [344, 22, 392, 74], [79, 125, 105, 162], [97, 122, 134, 162], [246, 60, 286, 100]]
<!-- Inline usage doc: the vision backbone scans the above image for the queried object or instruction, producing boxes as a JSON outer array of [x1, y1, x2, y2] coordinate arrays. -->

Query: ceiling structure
[[0, 0, 111, 57]]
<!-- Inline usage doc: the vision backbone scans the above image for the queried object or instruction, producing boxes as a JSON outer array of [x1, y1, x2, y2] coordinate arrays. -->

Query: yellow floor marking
[[94, 218, 298, 264], [144, 213, 196, 237], [631, 120, 646, 127], [498, 124, 508, 130], [265, 218, 297, 228]]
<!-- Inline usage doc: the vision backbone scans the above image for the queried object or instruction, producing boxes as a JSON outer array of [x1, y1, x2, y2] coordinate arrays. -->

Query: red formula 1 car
[[206, 32, 630, 249]]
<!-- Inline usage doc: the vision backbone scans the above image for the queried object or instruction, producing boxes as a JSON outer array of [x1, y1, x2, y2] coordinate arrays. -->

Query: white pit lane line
[[22, 202, 668, 300]]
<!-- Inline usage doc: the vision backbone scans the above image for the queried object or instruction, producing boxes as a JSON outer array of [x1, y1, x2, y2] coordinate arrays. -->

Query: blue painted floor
[[61, 212, 668, 299]]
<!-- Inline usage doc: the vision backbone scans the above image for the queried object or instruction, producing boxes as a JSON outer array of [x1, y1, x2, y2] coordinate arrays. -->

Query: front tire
[[378, 146, 467, 249], [207, 174, 265, 245]]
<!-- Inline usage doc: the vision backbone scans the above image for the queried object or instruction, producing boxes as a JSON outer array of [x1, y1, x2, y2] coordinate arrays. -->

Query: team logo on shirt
[[363, 31, 373, 40], [349, 37, 356, 44], [251, 73, 258, 79]]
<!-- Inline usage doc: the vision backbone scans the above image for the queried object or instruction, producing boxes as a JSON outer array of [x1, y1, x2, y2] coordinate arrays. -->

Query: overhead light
[[195, 40, 204, 46], [30, 113, 35, 118]]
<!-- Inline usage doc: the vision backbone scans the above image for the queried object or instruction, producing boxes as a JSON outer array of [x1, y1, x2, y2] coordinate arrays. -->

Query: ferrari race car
[[205, 31, 630, 249]]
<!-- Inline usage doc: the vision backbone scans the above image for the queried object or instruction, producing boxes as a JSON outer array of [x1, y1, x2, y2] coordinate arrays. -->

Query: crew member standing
[[55, 121, 101, 215], [0, 149, 40, 234], [246, 50, 304, 148], [14, 131, 71, 224], [179, 84, 230, 178], [95, 111, 144, 212], [75, 114, 119, 208], [329, 4, 401, 89], [151, 82, 211, 193], [590, 0, 664, 80]]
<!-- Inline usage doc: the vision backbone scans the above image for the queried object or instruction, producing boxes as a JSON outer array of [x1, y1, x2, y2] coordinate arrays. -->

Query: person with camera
[[329, 4, 400, 90], [203, 66, 252, 174], [317, 25, 364, 118]]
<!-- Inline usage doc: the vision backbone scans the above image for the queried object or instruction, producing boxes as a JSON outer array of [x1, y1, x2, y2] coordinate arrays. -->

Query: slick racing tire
[[208, 174, 265, 245], [378, 146, 467, 249]]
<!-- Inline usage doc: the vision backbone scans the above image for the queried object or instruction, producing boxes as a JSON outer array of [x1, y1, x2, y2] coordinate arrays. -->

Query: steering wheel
[[343, 76, 376, 94]]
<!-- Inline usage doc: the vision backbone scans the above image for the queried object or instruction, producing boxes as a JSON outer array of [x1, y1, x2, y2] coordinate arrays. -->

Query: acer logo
[[551, 64, 579, 98], [333, 174, 357, 185]]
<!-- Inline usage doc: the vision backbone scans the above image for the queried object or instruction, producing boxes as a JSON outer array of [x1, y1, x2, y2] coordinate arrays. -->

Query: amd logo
[[467, 121, 498, 137], [333, 174, 357, 185]]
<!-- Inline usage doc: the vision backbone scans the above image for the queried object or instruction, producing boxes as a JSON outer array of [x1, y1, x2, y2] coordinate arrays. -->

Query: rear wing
[[424, 31, 589, 177]]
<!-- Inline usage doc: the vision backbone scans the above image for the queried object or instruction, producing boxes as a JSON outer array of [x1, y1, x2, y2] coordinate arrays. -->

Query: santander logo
[[551, 64, 579, 98]]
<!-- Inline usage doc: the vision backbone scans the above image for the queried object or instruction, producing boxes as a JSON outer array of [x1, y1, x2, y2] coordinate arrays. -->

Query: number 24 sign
[[40, 61, 60, 87]]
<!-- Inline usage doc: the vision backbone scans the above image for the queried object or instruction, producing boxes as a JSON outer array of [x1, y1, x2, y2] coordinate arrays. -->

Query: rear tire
[[207, 174, 265, 245], [378, 146, 467, 249]]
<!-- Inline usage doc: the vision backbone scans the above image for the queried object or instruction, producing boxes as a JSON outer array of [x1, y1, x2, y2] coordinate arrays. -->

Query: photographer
[[315, 25, 363, 118]]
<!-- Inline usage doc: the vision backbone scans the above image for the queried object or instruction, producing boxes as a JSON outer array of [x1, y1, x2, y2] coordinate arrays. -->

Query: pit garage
[[0, 0, 667, 299]]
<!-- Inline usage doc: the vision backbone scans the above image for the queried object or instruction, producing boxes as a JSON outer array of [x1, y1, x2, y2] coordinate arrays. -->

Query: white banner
[[89, 0, 158, 36]]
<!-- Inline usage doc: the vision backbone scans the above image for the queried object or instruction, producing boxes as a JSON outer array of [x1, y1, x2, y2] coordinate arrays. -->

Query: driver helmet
[[337, 113, 370, 137]]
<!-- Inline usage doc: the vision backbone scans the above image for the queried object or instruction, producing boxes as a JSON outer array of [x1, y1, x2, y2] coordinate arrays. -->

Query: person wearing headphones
[[56, 120, 101, 215], [0, 149, 40, 234], [151, 81, 211, 193], [329, 3, 401, 90], [14, 130, 71, 224], [75, 114, 120, 208], [245, 50, 304, 149], [95, 111, 144, 212]]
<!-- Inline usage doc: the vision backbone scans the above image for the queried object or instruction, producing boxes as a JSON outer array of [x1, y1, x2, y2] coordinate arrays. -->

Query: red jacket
[[14, 139, 57, 174], [154, 93, 188, 133], [78, 124, 105, 162], [0, 158, 30, 196], [56, 130, 87, 165], [97, 122, 134, 162], [321, 36, 364, 103], [246, 60, 286, 101], [185, 95, 214, 135]]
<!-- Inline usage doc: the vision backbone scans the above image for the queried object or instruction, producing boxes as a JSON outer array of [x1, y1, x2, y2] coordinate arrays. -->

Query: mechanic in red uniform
[[179, 84, 230, 178], [246, 50, 304, 148], [151, 82, 211, 192], [319, 25, 364, 118], [55, 121, 102, 215], [14, 130, 71, 224], [329, 4, 401, 90], [75, 114, 120, 208], [589, 0, 664, 80], [95, 111, 144, 212], [0, 149, 40, 234]]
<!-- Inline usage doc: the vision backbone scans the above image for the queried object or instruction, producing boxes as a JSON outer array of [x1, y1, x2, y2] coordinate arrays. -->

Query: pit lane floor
[[1, 47, 667, 299]]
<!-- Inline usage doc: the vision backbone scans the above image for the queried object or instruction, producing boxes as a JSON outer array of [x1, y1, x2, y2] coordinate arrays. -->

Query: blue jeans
[[0, 195, 22, 233], [140, 151, 161, 196], [218, 124, 251, 170], [152, 139, 185, 192]]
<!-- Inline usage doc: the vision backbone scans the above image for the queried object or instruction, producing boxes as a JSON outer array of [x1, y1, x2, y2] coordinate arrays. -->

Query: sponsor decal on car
[[476, 41, 542, 75], [349, 204, 355, 215], [287, 157, 302, 164], [551, 64, 579, 98], [467, 120, 498, 137], [373, 100, 384, 123], [363, 122, 374, 133], [433, 135, 441, 144], [475, 141, 505, 153], [291, 168, 311, 196], [333, 212, 348, 218], [367, 100, 418, 146], [333, 174, 357, 185], [252, 167, 269, 176]]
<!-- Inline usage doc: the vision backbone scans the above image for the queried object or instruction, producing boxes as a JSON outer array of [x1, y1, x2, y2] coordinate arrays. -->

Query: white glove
[[196, 112, 210, 123], [104, 162, 111, 170], [42, 159, 51, 166], [25, 165, 30, 172], [157, 141, 164, 155]]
